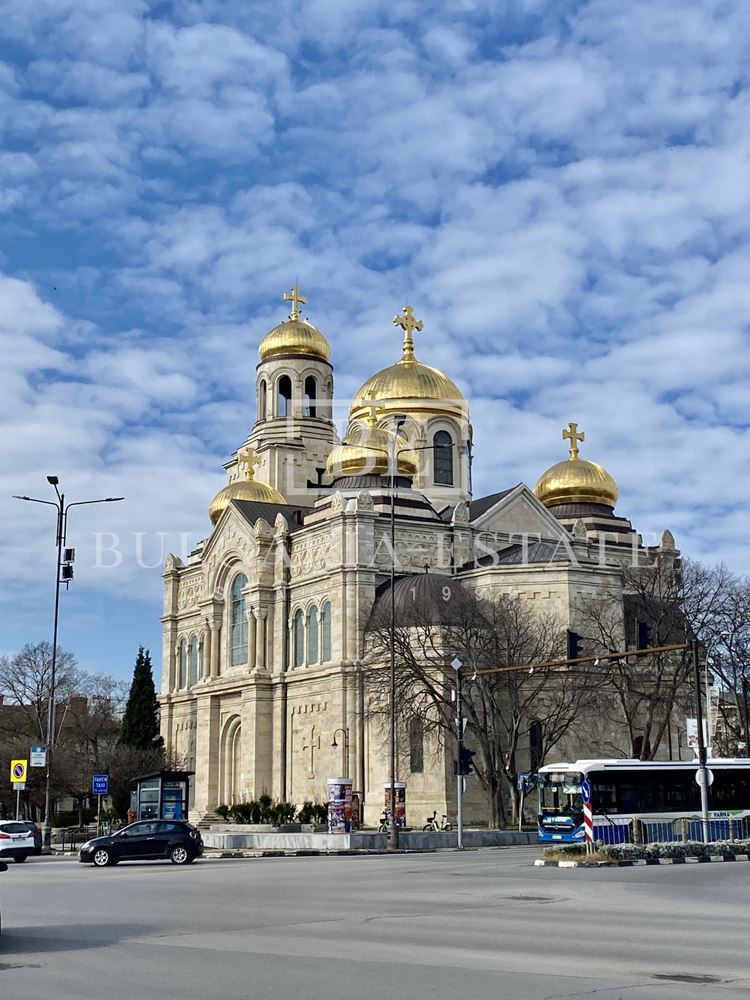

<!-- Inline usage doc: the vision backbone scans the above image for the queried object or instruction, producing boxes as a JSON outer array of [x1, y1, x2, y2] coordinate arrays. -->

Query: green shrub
[[52, 808, 96, 828], [215, 804, 231, 821]]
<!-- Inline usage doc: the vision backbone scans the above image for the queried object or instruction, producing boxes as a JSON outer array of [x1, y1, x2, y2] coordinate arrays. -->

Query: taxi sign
[[11, 759, 28, 783]]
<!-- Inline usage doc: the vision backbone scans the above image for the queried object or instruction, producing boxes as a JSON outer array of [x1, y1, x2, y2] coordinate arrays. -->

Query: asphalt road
[[0, 847, 748, 999]]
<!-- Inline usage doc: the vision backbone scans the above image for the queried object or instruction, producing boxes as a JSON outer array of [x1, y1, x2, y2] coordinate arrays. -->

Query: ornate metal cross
[[563, 421, 585, 459], [283, 285, 307, 321], [237, 445, 262, 479], [393, 304, 424, 359]]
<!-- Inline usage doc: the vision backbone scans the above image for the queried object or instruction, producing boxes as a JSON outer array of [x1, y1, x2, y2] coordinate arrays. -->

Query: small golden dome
[[209, 447, 286, 525], [326, 409, 417, 478], [349, 305, 465, 421], [258, 286, 331, 363], [534, 422, 619, 509]]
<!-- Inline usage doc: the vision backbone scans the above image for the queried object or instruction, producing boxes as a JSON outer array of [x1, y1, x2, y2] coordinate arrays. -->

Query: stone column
[[209, 620, 221, 678], [255, 609, 268, 671], [199, 633, 207, 681], [247, 610, 257, 671]]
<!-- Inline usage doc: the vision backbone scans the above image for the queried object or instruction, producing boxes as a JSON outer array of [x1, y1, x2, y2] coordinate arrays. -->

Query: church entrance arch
[[219, 715, 243, 805]]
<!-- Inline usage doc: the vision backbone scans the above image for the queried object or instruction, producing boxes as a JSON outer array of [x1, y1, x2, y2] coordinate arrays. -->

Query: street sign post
[[30, 745, 47, 768], [581, 779, 594, 850], [10, 760, 28, 820], [92, 774, 110, 835]]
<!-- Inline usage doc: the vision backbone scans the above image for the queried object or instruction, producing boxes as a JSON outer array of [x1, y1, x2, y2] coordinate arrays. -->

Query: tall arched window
[[278, 375, 292, 417], [303, 376, 317, 417], [259, 379, 267, 421], [230, 573, 248, 666], [177, 639, 186, 689], [307, 606, 319, 664], [293, 609, 305, 667], [321, 601, 332, 662], [409, 717, 424, 773], [188, 637, 198, 686], [529, 720, 543, 772], [433, 430, 454, 485]]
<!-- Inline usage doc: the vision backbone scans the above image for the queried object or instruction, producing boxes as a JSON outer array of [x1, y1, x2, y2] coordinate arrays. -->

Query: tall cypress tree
[[121, 646, 162, 749]]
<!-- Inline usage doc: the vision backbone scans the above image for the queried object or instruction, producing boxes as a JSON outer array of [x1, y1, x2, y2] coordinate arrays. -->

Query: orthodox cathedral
[[159, 289, 676, 824]]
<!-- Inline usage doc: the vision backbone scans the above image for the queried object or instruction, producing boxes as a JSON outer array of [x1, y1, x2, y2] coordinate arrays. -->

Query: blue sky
[[1, 0, 749, 684]]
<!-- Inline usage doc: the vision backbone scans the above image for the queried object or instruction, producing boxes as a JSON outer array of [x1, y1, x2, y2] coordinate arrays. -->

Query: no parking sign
[[10, 759, 27, 784]]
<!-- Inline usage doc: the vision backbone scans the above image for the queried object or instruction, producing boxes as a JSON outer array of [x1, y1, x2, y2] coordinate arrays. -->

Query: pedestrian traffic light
[[455, 747, 476, 775], [567, 630, 583, 660], [636, 620, 653, 649]]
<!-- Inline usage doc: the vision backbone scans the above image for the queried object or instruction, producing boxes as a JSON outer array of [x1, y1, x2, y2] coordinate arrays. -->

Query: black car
[[78, 820, 203, 867]]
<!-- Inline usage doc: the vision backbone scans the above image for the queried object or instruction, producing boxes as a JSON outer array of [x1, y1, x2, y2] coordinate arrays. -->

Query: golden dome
[[209, 447, 286, 525], [258, 286, 331, 363], [349, 305, 465, 421], [326, 409, 417, 478], [534, 422, 619, 508]]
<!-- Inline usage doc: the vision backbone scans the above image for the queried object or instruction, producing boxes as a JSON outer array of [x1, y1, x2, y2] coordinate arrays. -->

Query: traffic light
[[636, 620, 653, 650], [454, 747, 476, 775], [567, 630, 583, 660]]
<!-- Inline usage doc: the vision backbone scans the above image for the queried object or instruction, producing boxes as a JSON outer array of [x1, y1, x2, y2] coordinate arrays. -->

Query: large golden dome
[[534, 422, 619, 509], [326, 408, 417, 478], [209, 447, 286, 525], [258, 286, 331, 363], [349, 305, 465, 421]]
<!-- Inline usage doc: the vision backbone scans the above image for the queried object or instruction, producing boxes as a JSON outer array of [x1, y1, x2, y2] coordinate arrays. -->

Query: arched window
[[278, 375, 292, 417], [259, 379, 267, 421], [307, 606, 319, 665], [321, 601, 332, 662], [303, 376, 317, 417], [293, 609, 305, 668], [230, 573, 248, 666], [433, 430, 454, 485], [529, 720, 543, 772], [409, 717, 424, 773], [188, 637, 198, 686], [177, 639, 186, 689]]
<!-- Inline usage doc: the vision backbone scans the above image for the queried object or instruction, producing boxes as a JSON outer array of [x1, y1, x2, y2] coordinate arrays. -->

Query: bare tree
[[365, 584, 589, 827]]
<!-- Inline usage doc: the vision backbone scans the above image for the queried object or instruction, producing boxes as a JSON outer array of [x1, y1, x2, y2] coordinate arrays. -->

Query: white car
[[0, 821, 37, 863]]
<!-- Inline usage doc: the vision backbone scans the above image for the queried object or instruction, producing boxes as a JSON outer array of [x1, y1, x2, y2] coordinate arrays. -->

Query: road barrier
[[594, 815, 750, 846]]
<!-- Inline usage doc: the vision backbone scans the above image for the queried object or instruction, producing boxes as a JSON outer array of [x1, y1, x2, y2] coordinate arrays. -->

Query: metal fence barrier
[[594, 815, 750, 845]]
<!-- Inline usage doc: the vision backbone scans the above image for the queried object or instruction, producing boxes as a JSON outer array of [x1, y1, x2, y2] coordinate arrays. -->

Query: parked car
[[0, 821, 37, 863], [78, 820, 204, 867], [16, 821, 42, 855], [0, 860, 7, 934]]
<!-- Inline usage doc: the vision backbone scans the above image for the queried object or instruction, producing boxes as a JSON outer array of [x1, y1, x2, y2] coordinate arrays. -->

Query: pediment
[[200, 502, 260, 565], [471, 483, 570, 542]]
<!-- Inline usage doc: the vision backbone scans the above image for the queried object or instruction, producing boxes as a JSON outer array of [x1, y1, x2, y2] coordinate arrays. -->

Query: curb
[[205, 848, 437, 859], [535, 854, 750, 868]]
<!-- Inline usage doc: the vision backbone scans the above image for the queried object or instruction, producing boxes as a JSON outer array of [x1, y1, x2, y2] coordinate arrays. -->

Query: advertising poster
[[384, 782, 407, 827], [327, 777, 353, 834]]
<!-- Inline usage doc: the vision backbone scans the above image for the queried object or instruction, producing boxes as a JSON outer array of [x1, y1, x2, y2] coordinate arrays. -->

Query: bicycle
[[423, 811, 452, 832], [378, 810, 390, 832]]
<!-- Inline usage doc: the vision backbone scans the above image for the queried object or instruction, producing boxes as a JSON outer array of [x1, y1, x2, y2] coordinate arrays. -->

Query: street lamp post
[[451, 657, 464, 850], [690, 639, 711, 844], [13, 477, 124, 849]]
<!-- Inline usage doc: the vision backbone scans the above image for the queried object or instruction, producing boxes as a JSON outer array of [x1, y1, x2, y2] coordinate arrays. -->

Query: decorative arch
[[219, 715, 242, 805], [177, 638, 187, 689], [529, 720, 543, 771], [303, 375, 317, 417], [321, 601, 332, 662], [230, 573, 249, 666], [307, 605, 319, 664], [258, 378, 267, 421], [409, 717, 424, 773]]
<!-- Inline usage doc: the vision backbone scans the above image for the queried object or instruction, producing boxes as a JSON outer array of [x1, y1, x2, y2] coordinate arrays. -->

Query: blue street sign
[[581, 779, 591, 804], [92, 773, 110, 796]]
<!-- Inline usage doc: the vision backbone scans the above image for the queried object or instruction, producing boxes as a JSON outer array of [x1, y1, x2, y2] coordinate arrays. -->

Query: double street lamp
[[13, 477, 124, 848]]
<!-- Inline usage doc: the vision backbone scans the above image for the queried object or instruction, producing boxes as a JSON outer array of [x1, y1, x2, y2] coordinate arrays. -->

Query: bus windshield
[[537, 771, 584, 815]]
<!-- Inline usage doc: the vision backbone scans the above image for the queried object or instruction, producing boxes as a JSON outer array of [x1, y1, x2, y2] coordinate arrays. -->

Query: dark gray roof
[[469, 487, 517, 521], [367, 572, 472, 628], [232, 499, 311, 531], [462, 540, 572, 570]]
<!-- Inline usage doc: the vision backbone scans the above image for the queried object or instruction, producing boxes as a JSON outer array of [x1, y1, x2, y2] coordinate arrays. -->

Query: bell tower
[[245, 287, 337, 505]]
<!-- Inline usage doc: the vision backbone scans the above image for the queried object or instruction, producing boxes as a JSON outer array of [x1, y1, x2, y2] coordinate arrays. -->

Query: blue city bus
[[537, 758, 750, 844]]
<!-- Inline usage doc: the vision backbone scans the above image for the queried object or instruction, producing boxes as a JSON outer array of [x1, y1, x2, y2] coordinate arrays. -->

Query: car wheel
[[170, 845, 191, 865], [93, 848, 112, 867], [13, 855, 28, 864]]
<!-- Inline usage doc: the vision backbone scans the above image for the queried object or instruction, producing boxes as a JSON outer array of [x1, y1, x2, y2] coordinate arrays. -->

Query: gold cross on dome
[[283, 285, 307, 321], [364, 402, 380, 425], [393, 304, 424, 360], [237, 445, 262, 479], [563, 422, 585, 460]]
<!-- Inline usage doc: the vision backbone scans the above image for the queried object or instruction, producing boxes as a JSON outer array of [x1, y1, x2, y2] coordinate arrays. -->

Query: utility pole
[[742, 676, 750, 752], [451, 657, 464, 850], [691, 640, 711, 843]]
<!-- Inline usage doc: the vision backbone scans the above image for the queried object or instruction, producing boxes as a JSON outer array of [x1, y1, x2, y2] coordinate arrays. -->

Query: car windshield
[[537, 772, 584, 815], [0, 822, 32, 834]]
